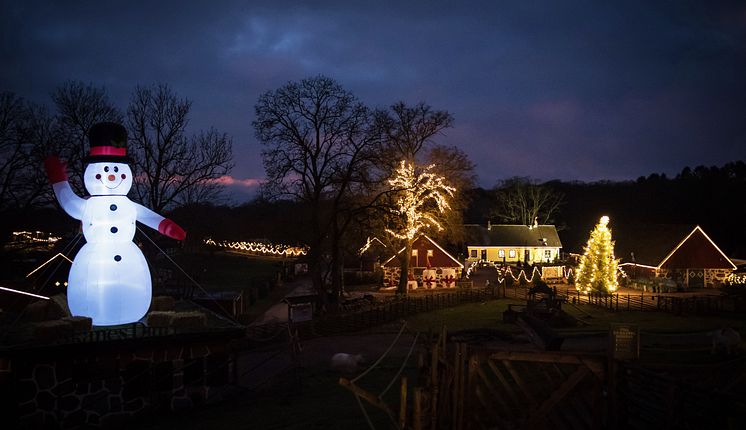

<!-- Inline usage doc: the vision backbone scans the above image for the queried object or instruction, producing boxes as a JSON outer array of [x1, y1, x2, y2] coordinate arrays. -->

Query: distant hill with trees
[[465, 161, 746, 258]]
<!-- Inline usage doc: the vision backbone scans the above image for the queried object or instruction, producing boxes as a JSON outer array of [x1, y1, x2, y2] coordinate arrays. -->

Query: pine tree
[[575, 216, 619, 294]]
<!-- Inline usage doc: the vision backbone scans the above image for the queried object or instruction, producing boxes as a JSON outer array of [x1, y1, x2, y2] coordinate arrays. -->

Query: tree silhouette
[[254, 76, 377, 304], [127, 84, 233, 212]]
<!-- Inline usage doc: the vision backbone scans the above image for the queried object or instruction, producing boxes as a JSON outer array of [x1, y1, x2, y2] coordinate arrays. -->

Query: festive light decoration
[[0, 286, 50, 300], [11, 231, 62, 244], [574, 216, 619, 294], [45, 122, 186, 326], [204, 238, 308, 257], [358, 236, 386, 255], [385, 161, 455, 241], [728, 273, 746, 285], [25, 252, 74, 278]]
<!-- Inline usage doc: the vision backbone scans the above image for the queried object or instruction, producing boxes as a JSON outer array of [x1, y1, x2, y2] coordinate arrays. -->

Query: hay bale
[[33, 320, 74, 341], [63, 316, 92, 332], [50, 294, 71, 317], [151, 296, 176, 311], [147, 311, 175, 327], [171, 312, 207, 332], [23, 295, 70, 322]]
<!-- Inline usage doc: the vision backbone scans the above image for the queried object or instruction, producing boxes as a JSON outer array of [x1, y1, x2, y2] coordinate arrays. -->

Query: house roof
[[382, 235, 463, 268], [465, 224, 562, 248], [614, 224, 736, 270]]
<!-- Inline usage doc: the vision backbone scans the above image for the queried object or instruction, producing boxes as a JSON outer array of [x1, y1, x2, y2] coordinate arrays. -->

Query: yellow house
[[465, 223, 562, 264]]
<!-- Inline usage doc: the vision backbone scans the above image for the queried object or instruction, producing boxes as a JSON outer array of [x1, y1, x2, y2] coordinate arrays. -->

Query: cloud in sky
[[207, 175, 263, 188], [2, 0, 745, 200]]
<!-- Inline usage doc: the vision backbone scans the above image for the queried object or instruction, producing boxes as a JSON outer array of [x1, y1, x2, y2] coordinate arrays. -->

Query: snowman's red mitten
[[158, 219, 186, 241], [44, 156, 68, 184]]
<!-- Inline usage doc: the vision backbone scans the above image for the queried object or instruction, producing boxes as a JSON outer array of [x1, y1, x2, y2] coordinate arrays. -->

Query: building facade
[[465, 223, 562, 265]]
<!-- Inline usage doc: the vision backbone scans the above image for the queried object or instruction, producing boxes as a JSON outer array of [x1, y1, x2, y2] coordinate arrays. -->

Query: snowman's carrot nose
[[108, 174, 116, 181]]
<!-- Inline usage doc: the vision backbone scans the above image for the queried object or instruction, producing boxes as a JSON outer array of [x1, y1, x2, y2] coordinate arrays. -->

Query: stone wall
[[2, 330, 241, 428]]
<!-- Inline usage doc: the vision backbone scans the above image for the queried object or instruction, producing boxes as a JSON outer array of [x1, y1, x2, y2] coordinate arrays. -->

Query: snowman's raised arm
[[134, 203, 186, 241], [44, 156, 85, 220]]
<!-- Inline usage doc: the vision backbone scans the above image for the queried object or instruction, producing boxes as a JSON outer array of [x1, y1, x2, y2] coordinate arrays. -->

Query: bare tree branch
[[127, 84, 233, 212]]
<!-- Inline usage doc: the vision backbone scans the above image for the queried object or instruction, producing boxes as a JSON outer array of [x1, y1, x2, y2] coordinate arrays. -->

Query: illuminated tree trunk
[[398, 240, 412, 295], [575, 216, 619, 294]]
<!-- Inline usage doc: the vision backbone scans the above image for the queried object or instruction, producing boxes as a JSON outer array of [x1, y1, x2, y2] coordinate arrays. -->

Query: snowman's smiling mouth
[[103, 180, 122, 189]]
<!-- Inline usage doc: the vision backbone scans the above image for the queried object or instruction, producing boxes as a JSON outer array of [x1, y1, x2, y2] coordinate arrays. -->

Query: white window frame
[[508, 249, 516, 258], [498, 249, 505, 258]]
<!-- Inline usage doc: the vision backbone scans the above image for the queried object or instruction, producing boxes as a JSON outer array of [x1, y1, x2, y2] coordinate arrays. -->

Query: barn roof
[[382, 235, 463, 268], [613, 224, 736, 269], [465, 224, 562, 248]]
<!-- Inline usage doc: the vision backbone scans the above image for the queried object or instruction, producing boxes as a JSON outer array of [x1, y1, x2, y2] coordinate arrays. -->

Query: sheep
[[709, 327, 742, 355], [330, 353, 365, 374]]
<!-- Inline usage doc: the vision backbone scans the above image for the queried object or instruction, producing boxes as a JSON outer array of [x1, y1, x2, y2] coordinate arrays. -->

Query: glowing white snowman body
[[50, 161, 177, 326], [46, 122, 185, 326]]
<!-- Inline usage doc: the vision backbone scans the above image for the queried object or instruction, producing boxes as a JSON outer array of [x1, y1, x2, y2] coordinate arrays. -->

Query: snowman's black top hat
[[84, 122, 132, 164]]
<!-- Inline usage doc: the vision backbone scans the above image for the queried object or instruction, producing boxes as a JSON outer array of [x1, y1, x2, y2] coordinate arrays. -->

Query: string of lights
[[204, 238, 308, 257]]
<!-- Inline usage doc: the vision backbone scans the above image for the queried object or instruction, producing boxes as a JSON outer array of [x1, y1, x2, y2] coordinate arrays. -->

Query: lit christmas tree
[[575, 215, 619, 294]]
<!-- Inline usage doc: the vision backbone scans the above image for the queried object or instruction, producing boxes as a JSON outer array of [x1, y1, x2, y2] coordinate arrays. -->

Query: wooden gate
[[420, 340, 607, 430]]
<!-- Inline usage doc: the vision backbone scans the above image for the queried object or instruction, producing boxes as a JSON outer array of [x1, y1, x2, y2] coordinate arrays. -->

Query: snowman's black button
[[111, 227, 118, 233], [110, 204, 117, 211], [114, 255, 122, 262]]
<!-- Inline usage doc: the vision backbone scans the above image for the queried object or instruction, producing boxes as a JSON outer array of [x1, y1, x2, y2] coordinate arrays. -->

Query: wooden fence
[[309, 288, 498, 337], [245, 288, 499, 342], [504, 286, 745, 315], [407, 329, 607, 430]]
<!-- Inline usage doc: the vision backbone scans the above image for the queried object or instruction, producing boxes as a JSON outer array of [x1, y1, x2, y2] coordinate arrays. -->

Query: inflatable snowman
[[44, 122, 186, 326]]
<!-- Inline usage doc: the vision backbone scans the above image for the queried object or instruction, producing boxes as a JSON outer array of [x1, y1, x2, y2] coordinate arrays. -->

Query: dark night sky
[[2, 0, 745, 203]]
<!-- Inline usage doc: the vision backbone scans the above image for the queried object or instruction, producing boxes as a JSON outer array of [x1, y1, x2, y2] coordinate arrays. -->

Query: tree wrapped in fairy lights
[[575, 215, 619, 294], [386, 160, 455, 294]]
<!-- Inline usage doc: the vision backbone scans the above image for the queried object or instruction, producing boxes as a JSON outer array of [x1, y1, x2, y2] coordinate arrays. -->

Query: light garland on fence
[[204, 238, 308, 257], [464, 260, 624, 286], [728, 273, 746, 285]]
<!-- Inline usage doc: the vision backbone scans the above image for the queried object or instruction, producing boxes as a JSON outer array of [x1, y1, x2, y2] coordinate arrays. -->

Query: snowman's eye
[[104, 166, 109, 172], [114, 166, 119, 173], [96, 174, 101, 180]]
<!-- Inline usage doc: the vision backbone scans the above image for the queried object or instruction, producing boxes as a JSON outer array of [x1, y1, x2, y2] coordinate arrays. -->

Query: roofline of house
[[656, 225, 737, 270], [381, 235, 464, 268], [619, 262, 658, 270], [466, 245, 562, 248]]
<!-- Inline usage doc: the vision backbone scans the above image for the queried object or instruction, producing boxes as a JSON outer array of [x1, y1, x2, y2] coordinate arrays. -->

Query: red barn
[[615, 225, 736, 289], [382, 235, 463, 289]]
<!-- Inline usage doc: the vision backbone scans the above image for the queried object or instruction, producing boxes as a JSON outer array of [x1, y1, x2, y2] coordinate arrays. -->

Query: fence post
[[399, 376, 408, 429]]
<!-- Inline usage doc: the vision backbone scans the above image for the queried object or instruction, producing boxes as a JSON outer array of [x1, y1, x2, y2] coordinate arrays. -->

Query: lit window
[[498, 250, 505, 258], [412, 249, 418, 257], [509, 250, 516, 258], [427, 249, 433, 257]]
